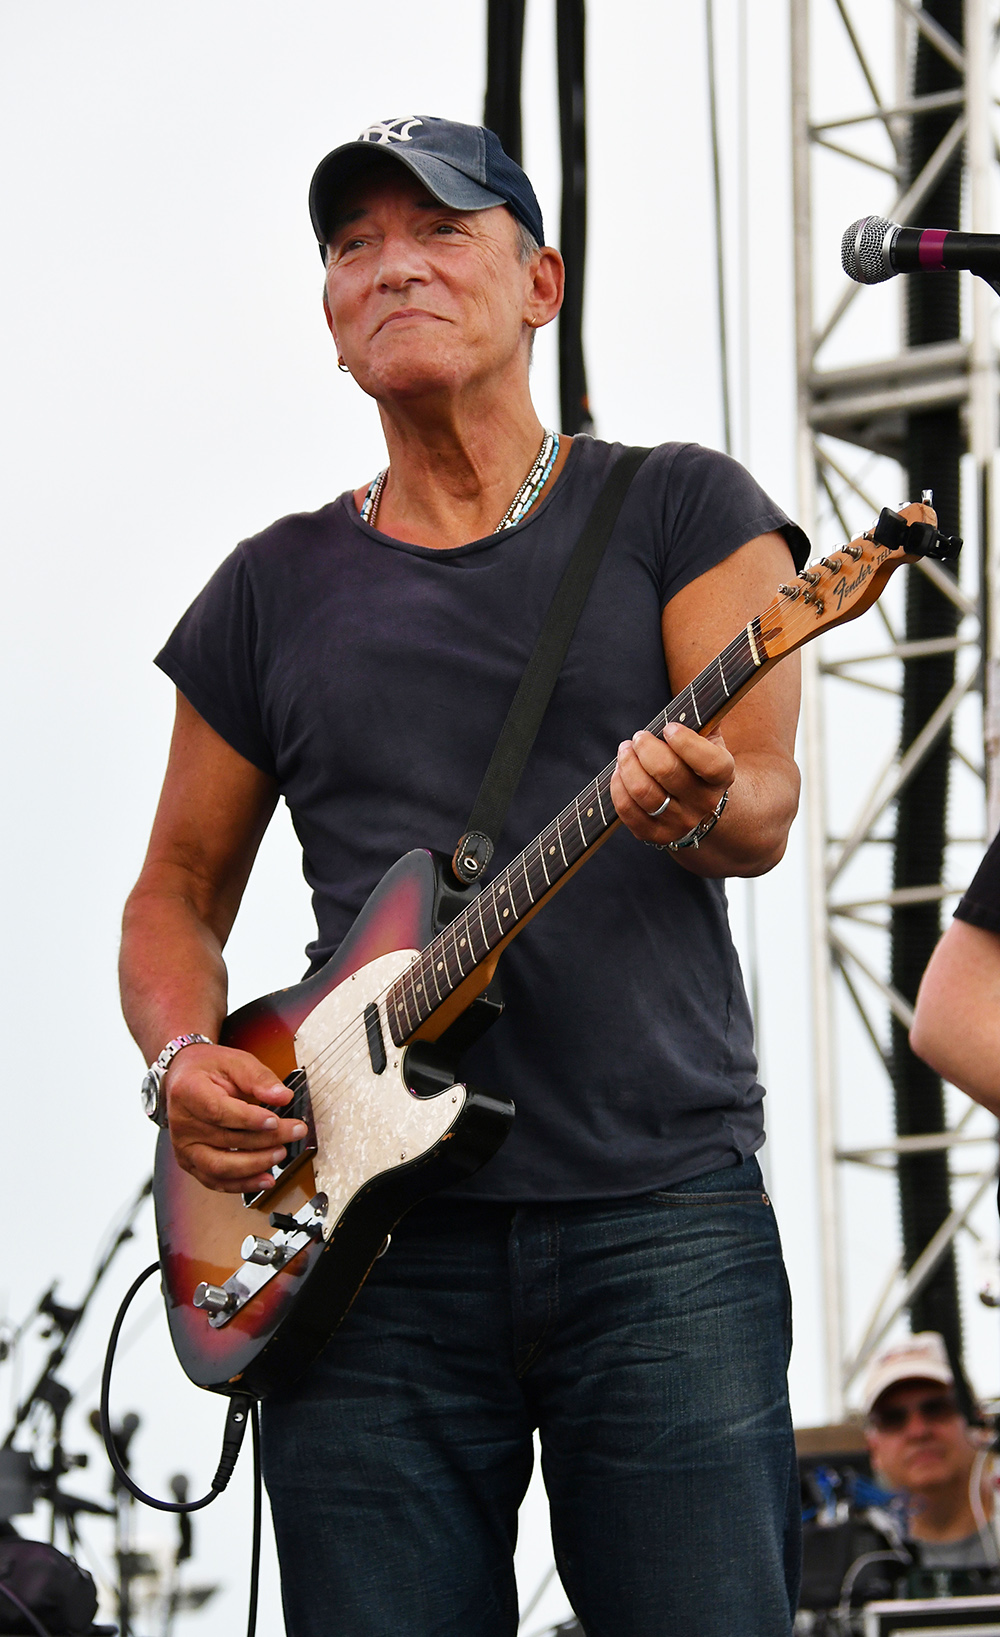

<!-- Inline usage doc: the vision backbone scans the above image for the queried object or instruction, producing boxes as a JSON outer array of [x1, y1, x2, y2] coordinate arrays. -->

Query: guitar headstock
[[757, 501, 962, 662]]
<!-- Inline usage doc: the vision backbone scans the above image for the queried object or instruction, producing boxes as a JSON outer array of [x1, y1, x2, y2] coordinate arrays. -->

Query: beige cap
[[862, 1332, 953, 1416]]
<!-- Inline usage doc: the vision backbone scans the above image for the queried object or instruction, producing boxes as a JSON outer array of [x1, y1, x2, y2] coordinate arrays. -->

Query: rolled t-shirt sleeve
[[955, 831, 1000, 935], [657, 444, 810, 608], [155, 544, 277, 778]]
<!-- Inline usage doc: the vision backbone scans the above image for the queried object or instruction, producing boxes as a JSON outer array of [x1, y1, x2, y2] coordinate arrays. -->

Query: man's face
[[322, 166, 544, 400], [866, 1379, 974, 1497]]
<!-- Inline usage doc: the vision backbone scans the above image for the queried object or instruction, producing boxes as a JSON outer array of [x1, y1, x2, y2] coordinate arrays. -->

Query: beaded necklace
[[360, 429, 560, 534]]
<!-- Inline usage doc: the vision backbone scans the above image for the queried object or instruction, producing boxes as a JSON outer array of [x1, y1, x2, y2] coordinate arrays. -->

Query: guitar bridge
[[242, 1069, 317, 1208]]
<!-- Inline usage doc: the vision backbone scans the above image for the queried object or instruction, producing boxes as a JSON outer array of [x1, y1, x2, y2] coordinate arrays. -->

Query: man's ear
[[322, 291, 336, 339], [525, 246, 565, 331]]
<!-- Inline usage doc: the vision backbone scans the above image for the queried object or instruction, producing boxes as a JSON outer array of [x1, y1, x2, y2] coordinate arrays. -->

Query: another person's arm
[[120, 692, 308, 1193], [611, 531, 801, 876], [910, 833, 1000, 1111]]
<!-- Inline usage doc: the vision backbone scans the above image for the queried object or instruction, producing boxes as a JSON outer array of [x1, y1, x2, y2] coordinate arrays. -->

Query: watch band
[[141, 1034, 213, 1127], [667, 788, 730, 852]]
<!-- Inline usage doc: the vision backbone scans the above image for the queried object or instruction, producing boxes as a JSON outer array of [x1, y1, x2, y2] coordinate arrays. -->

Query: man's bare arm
[[910, 919, 1000, 1111], [611, 532, 801, 876], [120, 692, 308, 1193]]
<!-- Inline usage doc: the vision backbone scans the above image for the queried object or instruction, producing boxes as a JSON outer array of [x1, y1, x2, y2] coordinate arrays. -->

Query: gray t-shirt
[[918, 1529, 996, 1569], [156, 436, 807, 1200]]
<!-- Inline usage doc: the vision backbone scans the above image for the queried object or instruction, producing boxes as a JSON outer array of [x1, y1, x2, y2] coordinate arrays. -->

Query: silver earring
[[337, 359, 350, 374]]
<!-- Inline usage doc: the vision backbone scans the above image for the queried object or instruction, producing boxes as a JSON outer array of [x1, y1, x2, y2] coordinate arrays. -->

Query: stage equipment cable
[[705, 0, 732, 457], [483, 1, 594, 436], [556, 0, 593, 435], [484, 0, 526, 164], [99, 1261, 261, 1637]]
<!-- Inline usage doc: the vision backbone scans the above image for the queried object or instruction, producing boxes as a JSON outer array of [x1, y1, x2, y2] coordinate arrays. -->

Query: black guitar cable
[[99, 1261, 262, 1637]]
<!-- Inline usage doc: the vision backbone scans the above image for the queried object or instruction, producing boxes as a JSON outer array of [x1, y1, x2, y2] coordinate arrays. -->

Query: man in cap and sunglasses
[[121, 115, 809, 1635], [863, 1333, 998, 1569]]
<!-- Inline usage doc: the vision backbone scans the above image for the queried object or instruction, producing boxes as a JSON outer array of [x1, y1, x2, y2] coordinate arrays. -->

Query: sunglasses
[[869, 1394, 960, 1433]]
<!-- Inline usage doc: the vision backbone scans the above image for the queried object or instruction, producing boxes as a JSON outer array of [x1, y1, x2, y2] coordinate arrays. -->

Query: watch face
[[141, 1069, 160, 1121]]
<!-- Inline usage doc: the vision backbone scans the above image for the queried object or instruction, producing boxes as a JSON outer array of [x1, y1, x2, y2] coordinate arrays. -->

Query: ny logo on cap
[[357, 117, 423, 146]]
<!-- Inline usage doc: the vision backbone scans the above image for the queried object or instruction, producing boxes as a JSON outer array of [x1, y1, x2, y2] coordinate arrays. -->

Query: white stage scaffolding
[[791, 0, 1000, 1421]]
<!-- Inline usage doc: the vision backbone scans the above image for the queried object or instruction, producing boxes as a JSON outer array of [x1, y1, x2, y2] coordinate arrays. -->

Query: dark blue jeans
[[261, 1158, 800, 1637]]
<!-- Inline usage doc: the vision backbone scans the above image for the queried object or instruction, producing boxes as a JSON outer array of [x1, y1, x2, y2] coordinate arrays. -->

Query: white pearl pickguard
[[293, 949, 466, 1235]]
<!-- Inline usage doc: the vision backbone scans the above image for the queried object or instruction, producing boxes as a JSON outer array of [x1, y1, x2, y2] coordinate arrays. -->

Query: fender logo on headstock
[[829, 559, 874, 611]]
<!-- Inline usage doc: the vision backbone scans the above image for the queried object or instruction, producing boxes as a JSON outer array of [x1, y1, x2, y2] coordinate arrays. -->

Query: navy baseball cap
[[308, 115, 545, 258]]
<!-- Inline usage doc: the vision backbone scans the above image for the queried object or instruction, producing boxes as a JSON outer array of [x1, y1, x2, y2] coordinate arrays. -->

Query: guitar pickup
[[242, 1069, 317, 1208]]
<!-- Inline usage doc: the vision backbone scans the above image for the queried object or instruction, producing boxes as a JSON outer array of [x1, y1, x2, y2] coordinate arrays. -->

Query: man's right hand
[[163, 1043, 309, 1194]]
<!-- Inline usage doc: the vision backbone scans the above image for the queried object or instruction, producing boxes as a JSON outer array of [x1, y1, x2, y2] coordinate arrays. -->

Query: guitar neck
[[385, 616, 767, 1047]]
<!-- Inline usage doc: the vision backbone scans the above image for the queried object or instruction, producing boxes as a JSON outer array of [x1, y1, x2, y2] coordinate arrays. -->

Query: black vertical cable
[[706, 0, 732, 456], [556, 0, 593, 434], [484, 0, 526, 164], [892, 0, 964, 1359]]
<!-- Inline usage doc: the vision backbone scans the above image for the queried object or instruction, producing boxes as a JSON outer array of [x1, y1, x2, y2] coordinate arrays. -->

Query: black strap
[[452, 445, 653, 884]]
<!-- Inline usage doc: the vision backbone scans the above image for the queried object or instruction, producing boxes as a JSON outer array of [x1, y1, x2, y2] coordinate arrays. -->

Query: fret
[[434, 936, 456, 997], [494, 872, 516, 934], [402, 959, 421, 1028], [475, 893, 489, 954], [672, 681, 700, 729], [724, 631, 753, 698], [508, 860, 531, 919], [574, 796, 587, 849], [595, 778, 609, 826], [556, 820, 569, 869], [390, 978, 412, 1039], [717, 653, 730, 700], [446, 919, 468, 980], [462, 904, 486, 967], [579, 787, 602, 845], [520, 850, 535, 906], [427, 943, 444, 1006], [538, 833, 552, 886], [452, 918, 473, 975], [483, 880, 505, 943]]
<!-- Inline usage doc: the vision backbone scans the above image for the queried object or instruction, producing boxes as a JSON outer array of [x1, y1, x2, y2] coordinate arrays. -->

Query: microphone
[[842, 215, 1000, 284]]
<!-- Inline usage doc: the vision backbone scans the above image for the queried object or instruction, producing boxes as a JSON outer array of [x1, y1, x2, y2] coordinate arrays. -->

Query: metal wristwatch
[[141, 1034, 213, 1128]]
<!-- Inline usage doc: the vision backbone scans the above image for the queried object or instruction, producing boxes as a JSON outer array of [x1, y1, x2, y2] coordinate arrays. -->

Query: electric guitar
[[154, 501, 960, 1397]]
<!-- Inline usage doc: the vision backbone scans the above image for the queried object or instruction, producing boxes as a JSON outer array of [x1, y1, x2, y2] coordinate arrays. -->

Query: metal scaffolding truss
[[791, 0, 1000, 1419]]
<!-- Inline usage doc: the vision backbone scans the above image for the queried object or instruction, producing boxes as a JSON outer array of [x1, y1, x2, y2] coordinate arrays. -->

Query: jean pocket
[[647, 1188, 772, 1207]]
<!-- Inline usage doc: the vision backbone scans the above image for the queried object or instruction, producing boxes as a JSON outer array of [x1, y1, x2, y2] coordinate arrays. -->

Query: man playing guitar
[[120, 116, 806, 1636]]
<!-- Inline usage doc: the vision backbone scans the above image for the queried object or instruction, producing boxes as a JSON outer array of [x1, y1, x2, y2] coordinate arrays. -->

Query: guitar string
[[294, 579, 850, 1125], [274, 566, 871, 1130], [289, 575, 855, 1126]]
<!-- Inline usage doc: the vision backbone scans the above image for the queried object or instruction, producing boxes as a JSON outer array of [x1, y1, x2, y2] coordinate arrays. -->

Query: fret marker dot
[[549, 846, 556, 855], [498, 885, 506, 896], [396, 1003, 403, 1012], [503, 908, 510, 917], [679, 712, 686, 722], [436, 961, 443, 971], [416, 982, 422, 992], [587, 807, 593, 818], [460, 937, 467, 948]]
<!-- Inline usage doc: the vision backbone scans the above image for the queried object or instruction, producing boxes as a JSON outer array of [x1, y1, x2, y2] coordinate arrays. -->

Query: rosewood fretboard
[[385, 615, 769, 1047]]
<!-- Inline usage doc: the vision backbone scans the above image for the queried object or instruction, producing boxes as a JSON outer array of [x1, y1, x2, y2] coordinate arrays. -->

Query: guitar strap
[[452, 444, 653, 885]]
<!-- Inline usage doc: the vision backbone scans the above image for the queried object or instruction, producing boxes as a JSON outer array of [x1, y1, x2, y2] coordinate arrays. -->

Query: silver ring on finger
[[650, 793, 671, 818]]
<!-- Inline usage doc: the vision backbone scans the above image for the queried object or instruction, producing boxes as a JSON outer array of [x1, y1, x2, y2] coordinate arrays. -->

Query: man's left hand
[[611, 722, 734, 849]]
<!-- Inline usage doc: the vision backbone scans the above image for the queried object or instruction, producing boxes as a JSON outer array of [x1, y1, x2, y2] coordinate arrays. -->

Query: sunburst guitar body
[[154, 848, 512, 1397], [153, 502, 960, 1398]]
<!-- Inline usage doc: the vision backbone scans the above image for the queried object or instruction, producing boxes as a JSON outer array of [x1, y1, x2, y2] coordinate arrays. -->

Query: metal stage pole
[[790, 0, 998, 1418]]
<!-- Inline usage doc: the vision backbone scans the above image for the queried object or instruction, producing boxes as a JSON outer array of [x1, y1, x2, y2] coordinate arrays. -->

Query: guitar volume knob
[[241, 1235, 286, 1266], [193, 1282, 236, 1317]]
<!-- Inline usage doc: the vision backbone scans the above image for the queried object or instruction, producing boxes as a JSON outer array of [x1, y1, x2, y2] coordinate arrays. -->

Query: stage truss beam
[[791, 0, 999, 1420]]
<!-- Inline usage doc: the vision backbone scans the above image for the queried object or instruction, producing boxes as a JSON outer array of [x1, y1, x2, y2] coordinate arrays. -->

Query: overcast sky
[[2, 3, 997, 1632]]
